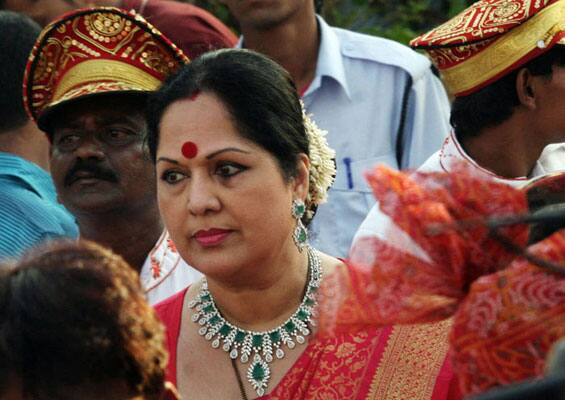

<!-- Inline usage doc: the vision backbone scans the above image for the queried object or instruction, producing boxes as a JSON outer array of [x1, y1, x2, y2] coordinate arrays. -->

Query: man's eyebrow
[[206, 147, 251, 159]]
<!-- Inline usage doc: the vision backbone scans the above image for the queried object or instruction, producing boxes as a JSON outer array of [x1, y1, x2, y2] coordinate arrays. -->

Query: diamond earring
[[292, 199, 308, 252]]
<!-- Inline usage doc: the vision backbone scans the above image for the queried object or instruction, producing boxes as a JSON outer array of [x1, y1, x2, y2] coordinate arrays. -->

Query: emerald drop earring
[[292, 199, 308, 252]]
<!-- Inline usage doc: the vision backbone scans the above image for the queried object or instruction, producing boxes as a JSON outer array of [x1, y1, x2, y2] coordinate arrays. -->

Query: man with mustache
[[0, 11, 78, 261], [23, 7, 201, 303]]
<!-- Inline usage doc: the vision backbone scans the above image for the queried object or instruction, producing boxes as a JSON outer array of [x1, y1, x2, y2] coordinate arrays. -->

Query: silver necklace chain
[[189, 246, 322, 397]]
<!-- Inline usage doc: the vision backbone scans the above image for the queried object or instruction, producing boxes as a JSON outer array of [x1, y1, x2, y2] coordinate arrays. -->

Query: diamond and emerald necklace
[[188, 246, 322, 397]]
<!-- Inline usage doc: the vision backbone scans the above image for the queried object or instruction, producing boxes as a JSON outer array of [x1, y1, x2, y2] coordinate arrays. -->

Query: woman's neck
[[204, 245, 310, 331]]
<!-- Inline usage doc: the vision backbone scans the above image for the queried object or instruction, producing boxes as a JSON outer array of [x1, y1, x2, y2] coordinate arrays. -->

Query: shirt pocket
[[331, 153, 398, 197]]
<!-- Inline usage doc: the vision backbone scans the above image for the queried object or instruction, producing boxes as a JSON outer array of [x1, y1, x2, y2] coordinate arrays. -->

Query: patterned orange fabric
[[451, 231, 565, 395], [321, 164, 528, 330], [320, 164, 564, 397], [410, 0, 565, 96], [526, 172, 565, 210], [23, 7, 187, 129]]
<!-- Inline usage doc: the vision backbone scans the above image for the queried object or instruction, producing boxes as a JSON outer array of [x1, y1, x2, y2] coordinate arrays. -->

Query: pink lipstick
[[193, 228, 232, 247]]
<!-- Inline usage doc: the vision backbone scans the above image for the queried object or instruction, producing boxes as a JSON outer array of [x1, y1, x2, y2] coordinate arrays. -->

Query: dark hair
[[147, 49, 309, 181], [451, 45, 565, 141], [0, 241, 168, 400], [0, 11, 41, 133]]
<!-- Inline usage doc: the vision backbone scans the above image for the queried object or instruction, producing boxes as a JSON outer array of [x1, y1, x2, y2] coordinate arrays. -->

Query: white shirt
[[539, 143, 565, 172], [241, 16, 451, 257], [141, 230, 202, 305], [351, 132, 549, 262]]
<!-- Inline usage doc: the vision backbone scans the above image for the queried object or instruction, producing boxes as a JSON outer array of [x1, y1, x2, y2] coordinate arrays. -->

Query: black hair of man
[[451, 45, 565, 142], [0, 11, 41, 133]]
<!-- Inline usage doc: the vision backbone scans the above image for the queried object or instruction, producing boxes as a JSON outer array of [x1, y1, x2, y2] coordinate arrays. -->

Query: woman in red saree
[[332, 164, 565, 398], [156, 285, 456, 399], [147, 49, 457, 399]]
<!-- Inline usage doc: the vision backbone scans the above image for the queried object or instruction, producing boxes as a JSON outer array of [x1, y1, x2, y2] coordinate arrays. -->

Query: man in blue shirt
[[224, 0, 451, 257], [0, 11, 78, 260]]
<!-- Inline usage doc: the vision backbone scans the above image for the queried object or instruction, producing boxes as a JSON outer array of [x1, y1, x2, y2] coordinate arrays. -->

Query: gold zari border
[[366, 318, 452, 400], [442, 1, 565, 95], [53, 59, 161, 102]]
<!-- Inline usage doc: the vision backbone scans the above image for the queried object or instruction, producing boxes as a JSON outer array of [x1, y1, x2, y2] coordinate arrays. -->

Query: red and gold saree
[[156, 284, 457, 399]]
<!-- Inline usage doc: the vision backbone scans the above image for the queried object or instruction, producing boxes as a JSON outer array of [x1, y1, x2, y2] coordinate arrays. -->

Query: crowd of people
[[0, 0, 563, 399]]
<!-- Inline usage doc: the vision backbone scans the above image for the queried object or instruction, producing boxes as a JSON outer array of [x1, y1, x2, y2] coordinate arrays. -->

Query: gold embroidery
[[133, 42, 179, 76], [23, 8, 187, 125], [366, 319, 452, 400], [86, 12, 127, 38], [74, 15, 139, 56], [53, 59, 161, 102], [441, 1, 565, 94], [414, 0, 551, 46]]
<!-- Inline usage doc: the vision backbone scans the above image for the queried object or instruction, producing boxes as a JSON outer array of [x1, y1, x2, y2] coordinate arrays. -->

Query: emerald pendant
[[247, 355, 270, 396]]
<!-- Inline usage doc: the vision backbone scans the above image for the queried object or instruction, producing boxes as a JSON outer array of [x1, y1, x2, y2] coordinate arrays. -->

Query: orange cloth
[[322, 164, 564, 397], [451, 233, 565, 394]]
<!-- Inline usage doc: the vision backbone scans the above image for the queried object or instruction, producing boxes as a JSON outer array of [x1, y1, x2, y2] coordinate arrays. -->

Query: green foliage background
[[183, 0, 476, 44]]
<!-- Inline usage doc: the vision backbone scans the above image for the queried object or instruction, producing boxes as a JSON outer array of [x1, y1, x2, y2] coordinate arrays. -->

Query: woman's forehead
[[161, 94, 232, 132]]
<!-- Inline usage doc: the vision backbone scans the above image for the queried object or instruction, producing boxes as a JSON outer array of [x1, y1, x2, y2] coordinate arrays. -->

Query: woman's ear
[[516, 68, 539, 110], [292, 153, 310, 201]]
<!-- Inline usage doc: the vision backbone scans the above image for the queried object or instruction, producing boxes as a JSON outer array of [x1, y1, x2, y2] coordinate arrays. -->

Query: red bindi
[[189, 89, 200, 101], [181, 141, 198, 159]]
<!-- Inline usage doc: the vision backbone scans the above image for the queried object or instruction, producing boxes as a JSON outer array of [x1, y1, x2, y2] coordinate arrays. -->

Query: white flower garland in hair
[[301, 101, 336, 220]]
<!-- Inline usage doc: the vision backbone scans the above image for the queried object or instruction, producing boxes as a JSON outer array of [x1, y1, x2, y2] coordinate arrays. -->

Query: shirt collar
[[141, 230, 182, 292], [439, 132, 531, 188], [236, 15, 351, 99], [308, 15, 350, 99]]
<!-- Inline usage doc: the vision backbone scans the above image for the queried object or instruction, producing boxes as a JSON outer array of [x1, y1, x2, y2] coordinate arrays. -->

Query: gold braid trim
[[53, 59, 161, 102]]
